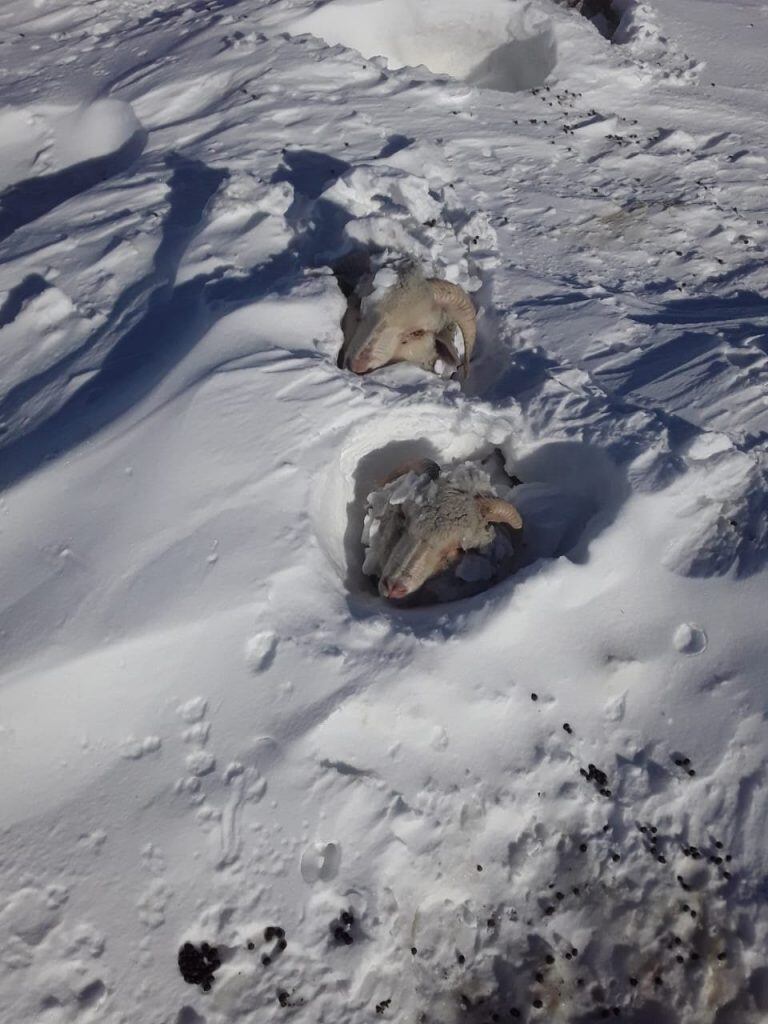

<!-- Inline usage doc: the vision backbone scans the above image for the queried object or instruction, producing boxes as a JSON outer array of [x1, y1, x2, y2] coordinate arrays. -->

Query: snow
[[1, 0, 768, 1022]]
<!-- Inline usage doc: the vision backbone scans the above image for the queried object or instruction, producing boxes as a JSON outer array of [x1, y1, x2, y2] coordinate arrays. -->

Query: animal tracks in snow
[[0, 884, 110, 1020], [173, 693, 269, 869]]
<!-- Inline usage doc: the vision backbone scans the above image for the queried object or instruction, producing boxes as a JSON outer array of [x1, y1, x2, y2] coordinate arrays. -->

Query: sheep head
[[343, 271, 476, 378], [377, 479, 522, 601]]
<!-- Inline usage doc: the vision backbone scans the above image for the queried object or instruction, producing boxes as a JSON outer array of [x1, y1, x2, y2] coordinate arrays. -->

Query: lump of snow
[[185, 751, 216, 776], [286, 0, 558, 93], [178, 697, 208, 723], [245, 631, 278, 672], [673, 623, 708, 655], [119, 735, 162, 760]]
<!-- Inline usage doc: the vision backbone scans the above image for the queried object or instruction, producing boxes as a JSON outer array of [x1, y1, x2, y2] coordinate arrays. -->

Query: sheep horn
[[475, 496, 523, 530], [427, 279, 476, 377]]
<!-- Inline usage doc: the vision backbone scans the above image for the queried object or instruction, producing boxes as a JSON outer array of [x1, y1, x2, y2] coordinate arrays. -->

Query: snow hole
[[288, 0, 558, 93], [310, 411, 627, 609]]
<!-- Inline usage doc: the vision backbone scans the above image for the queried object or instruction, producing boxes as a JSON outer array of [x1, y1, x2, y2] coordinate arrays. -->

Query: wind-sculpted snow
[[285, 0, 560, 93], [1, 1, 768, 1023]]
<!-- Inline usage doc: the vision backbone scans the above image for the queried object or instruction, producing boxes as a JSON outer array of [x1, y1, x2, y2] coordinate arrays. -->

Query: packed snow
[[1, 1, 768, 1023]]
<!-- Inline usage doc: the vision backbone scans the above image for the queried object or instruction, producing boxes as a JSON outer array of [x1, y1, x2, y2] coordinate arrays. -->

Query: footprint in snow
[[300, 841, 341, 883], [119, 735, 162, 760], [177, 697, 208, 723], [673, 623, 708, 655]]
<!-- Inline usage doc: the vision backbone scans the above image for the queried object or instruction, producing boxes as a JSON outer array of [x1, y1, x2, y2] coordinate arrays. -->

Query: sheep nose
[[381, 578, 409, 600], [349, 355, 371, 374]]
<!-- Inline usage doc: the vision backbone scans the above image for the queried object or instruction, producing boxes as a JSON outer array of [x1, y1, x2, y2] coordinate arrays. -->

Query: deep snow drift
[[1, 1, 768, 1023]]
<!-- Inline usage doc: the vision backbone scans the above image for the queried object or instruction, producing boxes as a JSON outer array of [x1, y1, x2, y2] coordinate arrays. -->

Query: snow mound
[[287, 0, 558, 93], [0, 98, 145, 192]]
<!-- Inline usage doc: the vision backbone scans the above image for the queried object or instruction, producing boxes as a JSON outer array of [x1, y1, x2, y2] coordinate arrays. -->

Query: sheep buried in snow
[[362, 459, 523, 602], [341, 264, 477, 379]]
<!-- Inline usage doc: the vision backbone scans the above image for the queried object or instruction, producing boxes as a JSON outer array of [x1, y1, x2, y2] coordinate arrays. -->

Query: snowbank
[[287, 0, 559, 92]]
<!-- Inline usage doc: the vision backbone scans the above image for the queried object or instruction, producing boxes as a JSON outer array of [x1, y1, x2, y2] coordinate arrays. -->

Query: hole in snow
[[288, 0, 558, 93], [555, 0, 621, 41], [78, 980, 107, 1009], [311, 413, 627, 612]]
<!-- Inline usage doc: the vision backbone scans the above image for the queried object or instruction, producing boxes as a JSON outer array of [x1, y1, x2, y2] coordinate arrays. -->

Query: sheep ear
[[475, 496, 523, 530]]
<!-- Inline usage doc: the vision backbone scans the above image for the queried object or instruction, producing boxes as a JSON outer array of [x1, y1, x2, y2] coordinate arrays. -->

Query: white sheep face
[[363, 465, 523, 602], [346, 282, 448, 374]]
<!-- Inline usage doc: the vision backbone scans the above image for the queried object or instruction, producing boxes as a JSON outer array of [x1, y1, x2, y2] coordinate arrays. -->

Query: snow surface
[[1, 0, 768, 1022]]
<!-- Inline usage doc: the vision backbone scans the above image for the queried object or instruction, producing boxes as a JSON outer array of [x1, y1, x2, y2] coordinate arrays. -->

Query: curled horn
[[475, 496, 523, 530], [427, 279, 477, 377]]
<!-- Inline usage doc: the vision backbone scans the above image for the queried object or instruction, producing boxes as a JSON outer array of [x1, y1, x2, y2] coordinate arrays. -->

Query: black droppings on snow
[[375, 999, 392, 1014], [334, 926, 354, 946], [581, 763, 610, 796], [331, 910, 355, 946], [262, 925, 287, 962], [178, 941, 221, 991]]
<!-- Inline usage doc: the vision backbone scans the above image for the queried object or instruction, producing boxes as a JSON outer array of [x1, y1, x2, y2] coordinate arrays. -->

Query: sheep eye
[[409, 329, 427, 338]]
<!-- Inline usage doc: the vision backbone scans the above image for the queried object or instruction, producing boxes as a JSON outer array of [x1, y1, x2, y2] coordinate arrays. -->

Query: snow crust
[[1, 0, 768, 1022]]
